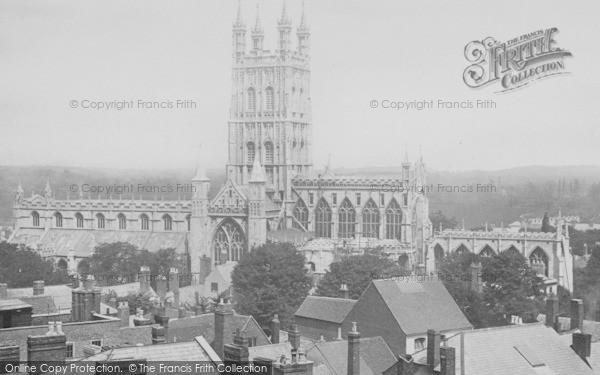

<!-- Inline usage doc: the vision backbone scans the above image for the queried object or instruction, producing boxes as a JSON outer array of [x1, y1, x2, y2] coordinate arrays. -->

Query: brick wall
[[31, 312, 73, 326], [295, 316, 340, 341]]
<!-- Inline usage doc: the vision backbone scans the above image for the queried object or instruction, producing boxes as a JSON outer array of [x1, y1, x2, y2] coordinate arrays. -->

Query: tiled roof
[[177, 284, 203, 308], [214, 262, 236, 286], [168, 313, 254, 344], [101, 282, 157, 298], [537, 314, 600, 342], [248, 335, 316, 361], [0, 299, 32, 311], [372, 279, 472, 335], [295, 296, 357, 324], [412, 323, 595, 375], [7, 284, 74, 311], [589, 342, 600, 372], [306, 337, 396, 375], [19, 295, 56, 315]]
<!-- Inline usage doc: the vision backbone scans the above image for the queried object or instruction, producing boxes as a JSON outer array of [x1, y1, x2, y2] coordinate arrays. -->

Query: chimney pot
[[440, 345, 456, 375], [33, 280, 45, 295], [271, 314, 281, 344], [347, 322, 360, 375], [427, 329, 441, 370], [545, 294, 559, 330]]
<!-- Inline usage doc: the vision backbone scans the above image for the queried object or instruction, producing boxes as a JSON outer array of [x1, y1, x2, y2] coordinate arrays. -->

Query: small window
[[356, 194, 361, 206], [211, 283, 219, 293], [332, 193, 337, 205], [414, 338, 426, 351], [118, 214, 126, 230], [66, 342, 74, 358], [163, 214, 172, 231], [32, 211, 40, 227], [96, 214, 105, 229], [75, 213, 84, 228], [248, 337, 258, 347], [140, 214, 149, 231], [308, 193, 314, 205], [55, 212, 63, 228], [379, 194, 385, 206], [91, 339, 102, 347]]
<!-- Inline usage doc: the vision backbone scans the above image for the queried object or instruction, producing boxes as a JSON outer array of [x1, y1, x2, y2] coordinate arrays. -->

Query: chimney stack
[[572, 333, 591, 360], [271, 314, 281, 344], [213, 299, 234, 359], [118, 302, 130, 328], [169, 268, 180, 308], [570, 299, 584, 331], [339, 284, 349, 299], [347, 322, 360, 375], [224, 332, 250, 362], [156, 275, 167, 302], [440, 340, 456, 375], [33, 280, 44, 295], [139, 266, 150, 294], [0, 283, 7, 300], [337, 327, 343, 341], [27, 323, 67, 374], [71, 275, 100, 322], [199, 255, 212, 285], [545, 294, 559, 329], [427, 329, 441, 370], [151, 325, 166, 345], [0, 345, 20, 374], [289, 324, 300, 351]]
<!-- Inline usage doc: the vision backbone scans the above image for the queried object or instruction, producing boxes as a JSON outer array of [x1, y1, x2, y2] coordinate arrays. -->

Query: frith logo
[[463, 28, 572, 92]]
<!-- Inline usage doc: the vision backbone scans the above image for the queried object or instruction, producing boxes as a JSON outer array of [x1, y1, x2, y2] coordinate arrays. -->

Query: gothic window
[[331, 193, 337, 205], [140, 214, 149, 231], [529, 248, 549, 277], [480, 245, 495, 258], [213, 220, 246, 264], [315, 198, 332, 238], [434, 245, 444, 270], [338, 199, 356, 239], [186, 214, 191, 231], [117, 214, 126, 230], [265, 87, 274, 111], [75, 213, 84, 228], [504, 245, 521, 257], [362, 199, 380, 238], [414, 338, 426, 351], [31, 211, 40, 227], [265, 142, 274, 164], [96, 213, 105, 229], [293, 199, 309, 231], [379, 194, 385, 206], [455, 244, 468, 255], [248, 88, 256, 111], [356, 194, 361, 206], [54, 212, 63, 228], [385, 199, 402, 240], [247, 142, 256, 165], [308, 193, 314, 205], [163, 214, 172, 231]]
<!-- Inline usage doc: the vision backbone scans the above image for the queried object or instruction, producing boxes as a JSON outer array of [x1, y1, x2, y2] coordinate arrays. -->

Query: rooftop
[[295, 296, 357, 324], [0, 299, 33, 312]]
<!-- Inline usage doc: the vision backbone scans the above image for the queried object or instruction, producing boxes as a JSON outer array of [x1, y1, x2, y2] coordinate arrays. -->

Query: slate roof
[[537, 314, 600, 342], [306, 337, 397, 375], [411, 323, 595, 375], [248, 337, 317, 361], [0, 299, 33, 312], [371, 279, 472, 335], [168, 312, 265, 344], [177, 283, 203, 308], [295, 296, 357, 324], [101, 282, 157, 298], [18, 295, 56, 315], [7, 284, 74, 311]]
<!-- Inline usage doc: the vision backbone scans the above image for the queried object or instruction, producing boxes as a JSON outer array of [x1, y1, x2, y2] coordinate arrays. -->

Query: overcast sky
[[1, 0, 599, 172]]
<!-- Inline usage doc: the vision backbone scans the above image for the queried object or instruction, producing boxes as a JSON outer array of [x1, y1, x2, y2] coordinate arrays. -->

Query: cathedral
[[8, 1, 573, 292]]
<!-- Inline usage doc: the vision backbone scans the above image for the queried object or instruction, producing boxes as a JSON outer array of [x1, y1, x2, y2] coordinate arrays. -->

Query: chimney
[[440, 340, 456, 375], [199, 255, 212, 285], [133, 308, 152, 326], [151, 325, 166, 345], [0, 345, 20, 374], [273, 354, 313, 375], [169, 268, 180, 308], [139, 266, 150, 294], [71, 275, 101, 322], [469, 262, 482, 293], [118, 302, 130, 328], [156, 275, 167, 302], [570, 299, 584, 331], [213, 299, 234, 359], [193, 304, 204, 316], [289, 324, 301, 351], [27, 323, 67, 374], [427, 329, 441, 370], [337, 327, 343, 341], [572, 333, 591, 360], [397, 355, 414, 375], [545, 294, 559, 329], [347, 322, 360, 375], [271, 314, 281, 344], [154, 314, 170, 344], [33, 280, 44, 295], [224, 332, 249, 362], [0, 283, 7, 300], [339, 284, 349, 299]]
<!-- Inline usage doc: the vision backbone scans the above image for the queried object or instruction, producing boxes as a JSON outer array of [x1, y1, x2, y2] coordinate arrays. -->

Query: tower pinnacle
[[298, 0, 309, 31], [250, 156, 265, 182], [252, 3, 263, 34], [192, 144, 209, 182], [278, 0, 291, 26], [233, 0, 245, 29]]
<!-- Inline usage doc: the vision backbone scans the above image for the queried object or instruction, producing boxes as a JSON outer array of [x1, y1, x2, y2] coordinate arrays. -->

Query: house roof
[[213, 262, 236, 285], [248, 336, 317, 361], [168, 312, 265, 344], [0, 299, 33, 312], [306, 336, 397, 375], [295, 296, 357, 324], [537, 314, 600, 342], [371, 279, 472, 335], [7, 284, 74, 311], [101, 282, 157, 298], [19, 295, 56, 315], [411, 323, 595, 375]]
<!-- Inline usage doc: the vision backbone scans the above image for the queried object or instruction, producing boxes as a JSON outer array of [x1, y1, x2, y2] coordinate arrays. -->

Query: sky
[[0, 0, 599, 172]]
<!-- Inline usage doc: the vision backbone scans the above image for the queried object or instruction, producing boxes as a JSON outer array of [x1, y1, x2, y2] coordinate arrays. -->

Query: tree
[[541, 212, 552, 233], [116, 292, 158, 315], [430, 211, 458, 231], [316, 251, 401, 299], [231, 243, 311, 330], [0, 242, 70, 287]]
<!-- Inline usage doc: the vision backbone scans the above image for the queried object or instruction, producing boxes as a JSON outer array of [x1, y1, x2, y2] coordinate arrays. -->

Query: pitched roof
[[295, 296, 357, 324], [0, 299, 32, 312], [411, 323, 595, 375], [371, 279, 472, 335], [101, 282, 157, 298], [248, 336, 317, 361], [167, 312, 261, 344], [18, 295, 56, 315], [537, 314, 600, 342], [7, 284, 74, 311], [213, 262, 236, 285]]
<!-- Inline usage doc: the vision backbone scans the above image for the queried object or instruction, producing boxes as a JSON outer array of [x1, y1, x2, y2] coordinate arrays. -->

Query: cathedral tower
[[226, 0, 313, 206]]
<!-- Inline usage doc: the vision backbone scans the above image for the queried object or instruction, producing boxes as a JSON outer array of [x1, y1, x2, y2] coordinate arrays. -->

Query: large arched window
[[75, 213, 84, 228], [264, 142, 274, 164], [96, 213, 105, 229], [529, 247, 549, 277], [338, 199, 356, 239], [385, 199, 402, 240], [54, 212, 63, 228], [248, 88, 256, 111], [292, 199, 309, 231], [213, 220, 246, 264], [140, 214, 149, 231], [455, 244, 468, 255], [31, 211, 40, 227], [479, 245, 495, 258], [117, 214, 126, 230], [247, 142, 256, 165], [265, 87, 274, 111], [362, 199, 380, 238], [504, 245, 521, 257], [163, 214, 172, 231], [315, 198, 332, 238], [434, 244, 444, 270]]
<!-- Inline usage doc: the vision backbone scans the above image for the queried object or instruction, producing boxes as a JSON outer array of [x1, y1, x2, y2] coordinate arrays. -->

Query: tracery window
[[338, 199, 356, 239], [385, 199, 402, 240], [315, 199, 332, 238], [362, 199, 380, 238]]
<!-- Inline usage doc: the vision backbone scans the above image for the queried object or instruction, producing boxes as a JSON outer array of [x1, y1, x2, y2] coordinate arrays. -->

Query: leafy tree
[[116, 292, 158, 315], [316, 251, 401, 299], [231, 243, 311, 329], [430, 210, 458, 231], [0, 242, 70, 287], [541, 212, 552, 233]]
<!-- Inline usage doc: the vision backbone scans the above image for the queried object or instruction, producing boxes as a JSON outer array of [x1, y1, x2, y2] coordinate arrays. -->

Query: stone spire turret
[[44, 179, 53, 199], [251, 3, 264, 51]]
